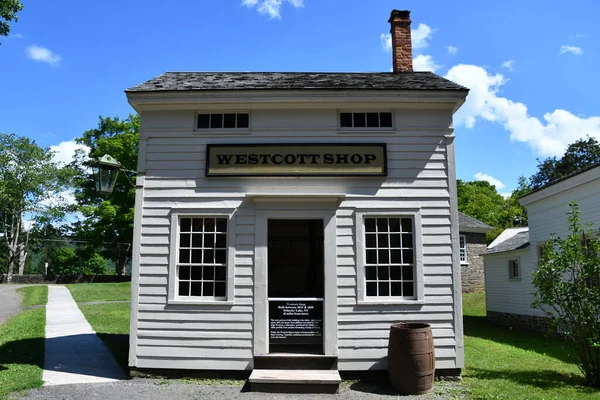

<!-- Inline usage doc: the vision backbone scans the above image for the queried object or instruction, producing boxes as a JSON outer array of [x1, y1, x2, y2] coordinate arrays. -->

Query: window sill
[[509, 278, 521, 282], [167, 299, 235, 306], [461, 262, 469, 266], [357, 299, 425, 306]]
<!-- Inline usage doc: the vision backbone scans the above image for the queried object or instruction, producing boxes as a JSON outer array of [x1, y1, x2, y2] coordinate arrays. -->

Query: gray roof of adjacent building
[[484, 229, 530, 255], [458, 212, 493, 231], [126, 71, 469, 92]]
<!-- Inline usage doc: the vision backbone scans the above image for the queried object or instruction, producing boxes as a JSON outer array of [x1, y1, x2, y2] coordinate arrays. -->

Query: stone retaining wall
[[0, 274, 131, 284]]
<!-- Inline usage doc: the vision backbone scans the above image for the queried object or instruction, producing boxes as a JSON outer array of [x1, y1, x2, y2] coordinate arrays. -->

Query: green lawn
[[78, 302, 130, 372], [0, 308, 46, 399], [18, 285, 48, 307], [462, 293, 600, 399], [67, 282, 131, 303]]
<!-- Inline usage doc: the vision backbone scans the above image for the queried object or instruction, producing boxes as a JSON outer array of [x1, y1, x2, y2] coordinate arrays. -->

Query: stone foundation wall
[[487, 311, 553, 334], [461, 232, 487, 293], [0, 274, 131, 284]]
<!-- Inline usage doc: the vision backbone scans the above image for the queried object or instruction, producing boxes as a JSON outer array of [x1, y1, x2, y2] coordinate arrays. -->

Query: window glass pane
[[204, 234, 215, 248], [403, 282, 414, 297], [390, 266, 402, 280], [365, 266, 377, 280], [215, 266, 226, 281], [401, 218, 413, 233], [353, 113, 366, 127], [402, 265, 414, 281], [391, 282, 402, 296], [390, 249, 401, 264], [179, 249, 190, 263], [378, 282, 390, 296], [204, 218, 216, 232], [180, 233, 190, 248], [215, 250, 227, 264], [216, 218, 228, 233], [215, 282, 226, 297], [366, 282, 377, 297], [237, 113, 249, 128], [210, 113, 223, 129], [366, 112, 379, 127], [191, 266, 202, 280], [389, 218, 401, 232], [191, 233, 202, 248], [377, 218, 388, 232], [365, 234, 376, 248], [402, 249, 414, 264], [203, 265, 215, 280], [378, 249, 389, 264], [180, 218, 191, 232], [203, 282, 214, 297], [390, 234, 401, 248], [366, 250, 377, 264], [197, 114, 210, 129], [192, 218, 203, 232], [223, 113, 236, 128], [179, 281, 190, 296], [191, 282, 202, 296], [340, 113, 352, 127], [179, 265, 190, 280], [191, 249, 202, 263], [378, 234, 388, 247], [380, 112, 393, 127], [402, 234, 413, 248], [203, 249, 214, 264], [377, 265, 389, 280], [365, 218, 376, 232], [216, 234, 227, 248]]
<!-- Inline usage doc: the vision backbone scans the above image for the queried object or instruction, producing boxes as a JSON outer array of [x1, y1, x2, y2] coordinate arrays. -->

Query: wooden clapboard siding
[[131, 106, 461, 371]]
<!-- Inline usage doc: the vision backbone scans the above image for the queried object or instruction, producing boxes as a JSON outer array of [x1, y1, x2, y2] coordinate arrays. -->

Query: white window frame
[[355, 208, 424, 304], [459, 234, 468, 264], [168, 209, 236, 305], [508, 258, 521, 281], [194, 111, 251, 134], [337, 110, 395, 133]]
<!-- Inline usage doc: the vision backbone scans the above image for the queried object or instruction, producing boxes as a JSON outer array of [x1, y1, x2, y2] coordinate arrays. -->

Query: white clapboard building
[[124, 9, 469, 384]]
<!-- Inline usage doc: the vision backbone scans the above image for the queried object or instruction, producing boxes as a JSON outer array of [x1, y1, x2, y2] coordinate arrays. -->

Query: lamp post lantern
[[92, 154, 124, 194]]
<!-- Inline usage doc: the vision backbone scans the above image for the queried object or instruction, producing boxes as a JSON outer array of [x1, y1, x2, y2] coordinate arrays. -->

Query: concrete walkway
[[43, 285, 127, 386]]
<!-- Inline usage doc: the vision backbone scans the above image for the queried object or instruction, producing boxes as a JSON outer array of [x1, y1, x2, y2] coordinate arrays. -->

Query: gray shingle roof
[[126, 72, 468, 92], [484, 231, 530, 255], [458, 212, 493, 230]]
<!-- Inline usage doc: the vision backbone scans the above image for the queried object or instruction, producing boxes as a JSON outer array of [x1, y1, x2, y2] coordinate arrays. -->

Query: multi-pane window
[[177, 217, 228, 298], [459, 235, 467, 263], [340, 112, 393, 129], [508, 259, 520, 280], [364, 217, 415, 298], [197, 113, 249, 129]]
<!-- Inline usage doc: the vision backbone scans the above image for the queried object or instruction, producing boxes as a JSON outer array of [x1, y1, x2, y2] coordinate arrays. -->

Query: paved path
[[0, 284, 24, 326], [43, 285, 127, 386]]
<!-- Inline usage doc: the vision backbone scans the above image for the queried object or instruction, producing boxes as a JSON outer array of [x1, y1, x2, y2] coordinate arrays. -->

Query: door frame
[[254, 203, 338, 356]]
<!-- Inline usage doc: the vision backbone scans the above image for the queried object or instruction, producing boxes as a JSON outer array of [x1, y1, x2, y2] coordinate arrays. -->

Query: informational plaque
[[206, 144, 387, 177], [269, 300, 323, 345]]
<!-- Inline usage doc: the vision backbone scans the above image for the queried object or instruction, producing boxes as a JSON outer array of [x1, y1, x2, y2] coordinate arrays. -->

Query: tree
[[0, 0, 23, 40], [529, 137, 600, 190], [71, 115, 139, 275], [532, 203, 600, 387], [0, 133, 74, 279]]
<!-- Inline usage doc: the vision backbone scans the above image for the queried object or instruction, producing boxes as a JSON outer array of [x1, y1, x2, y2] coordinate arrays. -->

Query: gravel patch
[[0, 284, 24, 326]]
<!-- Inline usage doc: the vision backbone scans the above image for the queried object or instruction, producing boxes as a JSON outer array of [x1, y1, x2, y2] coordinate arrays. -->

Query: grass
[[18, 286, 48, 307], [78, 302, 130, 372], [462, 293, 600, 399], [66, 282, 131, 303], [0, 308, 46, 400]]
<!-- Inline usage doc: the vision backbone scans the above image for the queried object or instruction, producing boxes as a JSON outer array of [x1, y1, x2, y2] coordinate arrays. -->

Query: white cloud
[[241, 0, 304, 19], [445, 45, 458, 55], [380, 33, 392, 51], [39, 189, 78, 209], [501, 60, 515, 71], [474, 172, 506, 189], [560, 45, 583, 55], [412, 23, 433, 50], [50, 140, 90, 166], [26, 45, 62, 66], [569, 33, 585, 39], [445, 64, 600, 157], [413, 54, 441, 73]]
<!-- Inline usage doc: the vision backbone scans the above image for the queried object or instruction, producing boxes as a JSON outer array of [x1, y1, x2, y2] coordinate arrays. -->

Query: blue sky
[[1, 0, 599, 195]]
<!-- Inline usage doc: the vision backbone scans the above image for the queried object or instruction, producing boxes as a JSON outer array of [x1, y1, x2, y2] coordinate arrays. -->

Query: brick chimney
[[388, 9, 412, 73]]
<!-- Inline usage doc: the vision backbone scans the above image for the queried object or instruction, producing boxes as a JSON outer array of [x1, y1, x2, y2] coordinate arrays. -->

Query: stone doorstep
[[249, 369, 342, 385]]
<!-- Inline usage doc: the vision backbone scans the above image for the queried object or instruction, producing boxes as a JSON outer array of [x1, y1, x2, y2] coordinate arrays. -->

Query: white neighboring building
[[483, 163, 600, 331]]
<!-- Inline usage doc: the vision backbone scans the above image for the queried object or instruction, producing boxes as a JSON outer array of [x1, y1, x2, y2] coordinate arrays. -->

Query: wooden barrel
[[387, 322, 435, 395]]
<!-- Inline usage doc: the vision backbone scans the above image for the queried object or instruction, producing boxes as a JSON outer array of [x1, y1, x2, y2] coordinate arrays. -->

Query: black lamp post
[[91, 154, 124, 194]]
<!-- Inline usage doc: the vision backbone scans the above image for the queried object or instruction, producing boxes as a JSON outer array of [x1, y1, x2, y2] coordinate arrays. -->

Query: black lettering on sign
[[350, 154, 363, 164], [336, 154, 349, 164], [248, 154, 259, 165], [323, 154, 334, 164], [235, 154, 247, 164], [272, 154, 283, 164], [284, 154, 296, 164], [216, 154, 233, 164], [364, 154, 376, 164]]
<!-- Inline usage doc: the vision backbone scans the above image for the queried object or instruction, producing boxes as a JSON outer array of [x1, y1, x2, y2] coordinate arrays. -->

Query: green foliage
[[532, 203, 600, 387], [46, 246, 107, 276], [72, 115, 139, 275], [0, 0, 23, 40], [529, 137, 600, 190]]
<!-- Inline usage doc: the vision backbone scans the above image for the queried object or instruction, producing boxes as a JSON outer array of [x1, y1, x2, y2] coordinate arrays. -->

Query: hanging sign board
[[206, 143, 387, 177], [269, 300, 323, 345]]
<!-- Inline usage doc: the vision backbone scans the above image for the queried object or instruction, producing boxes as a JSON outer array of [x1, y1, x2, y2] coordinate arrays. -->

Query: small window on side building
[[459, 235, 467, 264], [508, 259, 520, 280]]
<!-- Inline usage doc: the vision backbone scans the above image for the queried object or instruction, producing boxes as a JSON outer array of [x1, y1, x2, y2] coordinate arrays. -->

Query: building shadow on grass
[[0, 337, 45, 371], [463, 315, 574, 365]]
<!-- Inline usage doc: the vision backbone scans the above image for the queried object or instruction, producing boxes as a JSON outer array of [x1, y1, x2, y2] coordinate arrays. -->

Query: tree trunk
[[115, 256, 127, 276]]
